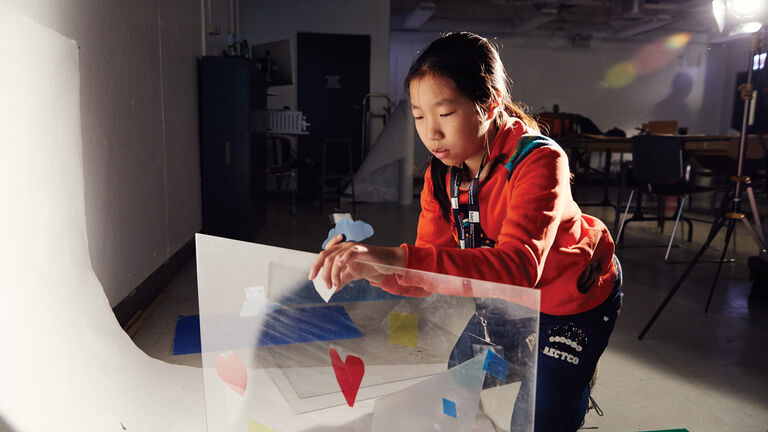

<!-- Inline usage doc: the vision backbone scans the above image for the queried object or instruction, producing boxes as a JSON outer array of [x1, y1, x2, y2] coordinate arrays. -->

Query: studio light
[[712, 0, 768, 36]]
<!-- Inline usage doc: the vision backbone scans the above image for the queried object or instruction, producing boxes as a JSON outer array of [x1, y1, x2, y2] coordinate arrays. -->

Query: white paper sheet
[[0, 8, 203, 431]]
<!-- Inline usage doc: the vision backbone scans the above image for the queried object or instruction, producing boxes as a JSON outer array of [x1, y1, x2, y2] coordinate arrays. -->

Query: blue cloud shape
[[322, 219, 375, 249]]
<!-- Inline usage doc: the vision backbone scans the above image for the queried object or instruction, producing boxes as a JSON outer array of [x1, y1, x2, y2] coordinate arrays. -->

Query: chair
[[641, 120, 678, 135], [266, 136, 299, 216], [615, 135, 715, 262], [320, 137, 356, 216]]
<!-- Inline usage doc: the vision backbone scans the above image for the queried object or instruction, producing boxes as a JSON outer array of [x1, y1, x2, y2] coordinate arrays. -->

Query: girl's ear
[[486, 89, 504, 120], [486, 99, 500, 120]]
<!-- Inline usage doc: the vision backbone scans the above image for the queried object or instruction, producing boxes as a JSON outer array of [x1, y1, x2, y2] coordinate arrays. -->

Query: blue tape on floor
[[173, 315, 203, 355], [172, 305, 362, 355]]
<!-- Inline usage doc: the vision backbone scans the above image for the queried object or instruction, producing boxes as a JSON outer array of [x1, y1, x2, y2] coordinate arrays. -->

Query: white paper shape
[[331, 213, 353, 224], [0, 8, 203, 431], [371, 352, 487, 431], [479, 382, 523, 431], [240, 286, 280, 316], [312, 268, 337, 303]]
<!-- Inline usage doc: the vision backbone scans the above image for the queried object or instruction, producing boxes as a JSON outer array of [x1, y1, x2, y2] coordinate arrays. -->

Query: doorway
[[297, 32, 370, 194]]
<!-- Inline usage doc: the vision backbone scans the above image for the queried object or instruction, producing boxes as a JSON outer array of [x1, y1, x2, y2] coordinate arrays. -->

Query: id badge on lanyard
[[449, 163, 482, 250]]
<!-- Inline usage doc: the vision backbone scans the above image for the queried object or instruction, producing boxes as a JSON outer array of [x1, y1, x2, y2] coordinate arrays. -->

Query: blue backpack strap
[[504, 134, 560, 180]]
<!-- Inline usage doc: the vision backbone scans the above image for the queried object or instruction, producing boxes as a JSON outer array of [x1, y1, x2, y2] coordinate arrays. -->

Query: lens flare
[[604, 62, 637, 88], [608, 32, 692, 81], [665, 32, 691, 50]]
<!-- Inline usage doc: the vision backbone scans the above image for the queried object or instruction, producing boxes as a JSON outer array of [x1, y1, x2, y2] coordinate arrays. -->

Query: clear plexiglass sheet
[[196, 234, 540, 432]]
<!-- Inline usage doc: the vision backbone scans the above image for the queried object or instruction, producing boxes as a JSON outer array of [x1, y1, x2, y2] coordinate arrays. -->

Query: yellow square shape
[[389, 311, 418, 348], [248, 419, 274, 432]]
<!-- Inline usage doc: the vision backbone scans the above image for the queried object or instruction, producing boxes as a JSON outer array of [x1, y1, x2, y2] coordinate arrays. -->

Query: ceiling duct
[[609, 0, 660, 36], [404, 1, 437, 28], [614, 0, 650, 22], [614, 17, 675, 37], [612, 0, 709, 37], [623, 0, 641, 15], [513, 6, 559, 33]]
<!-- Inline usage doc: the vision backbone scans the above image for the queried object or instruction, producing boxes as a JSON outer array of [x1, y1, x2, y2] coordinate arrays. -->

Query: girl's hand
[[308, 234, 407, 291]]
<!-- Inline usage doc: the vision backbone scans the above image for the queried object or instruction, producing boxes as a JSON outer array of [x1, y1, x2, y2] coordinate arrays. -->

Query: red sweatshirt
[[377, 115, 617, 316]]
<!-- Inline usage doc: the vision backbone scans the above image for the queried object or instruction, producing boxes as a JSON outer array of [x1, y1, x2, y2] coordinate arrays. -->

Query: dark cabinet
[[198, 56, 267, 241]]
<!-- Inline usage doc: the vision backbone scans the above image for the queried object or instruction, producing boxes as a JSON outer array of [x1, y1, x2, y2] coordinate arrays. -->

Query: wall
[[202, 0, 237, 56], [2, 0, 203, 305], [701, 35, 754, 135], [391, 30, 714, 136]]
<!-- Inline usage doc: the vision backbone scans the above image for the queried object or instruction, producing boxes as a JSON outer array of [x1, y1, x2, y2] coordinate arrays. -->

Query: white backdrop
[[350, 99, 415, 204], [0, 8, 204, 431]]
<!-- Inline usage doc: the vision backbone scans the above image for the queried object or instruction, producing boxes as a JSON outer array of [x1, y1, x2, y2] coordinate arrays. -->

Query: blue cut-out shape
[[279, 278, 405, 304], [483, 349, 510, 381], [322, 219, 374, 249], [442, 398, 457, 418], [171, 305, 362, 355]]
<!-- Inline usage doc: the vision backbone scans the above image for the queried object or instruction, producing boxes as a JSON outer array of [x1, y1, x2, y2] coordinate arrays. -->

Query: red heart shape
[[329, 347, 365, 407], [215, 352, 247, 396]]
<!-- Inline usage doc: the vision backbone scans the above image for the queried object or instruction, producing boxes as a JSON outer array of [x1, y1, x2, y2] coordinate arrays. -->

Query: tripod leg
[[665, 196, 686, 263], [614, 167, 627, 234], [704, 219, 736, 313], [601, 150, 613, 206], [745, 180, 766, 244], [638, 213, 727, 340], [739, 215, 768, 251], [616, 190, 633, 245]]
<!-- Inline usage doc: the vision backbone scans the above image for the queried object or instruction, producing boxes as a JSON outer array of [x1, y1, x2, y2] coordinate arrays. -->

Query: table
[[558, 134, 733, 209], [560, 134, 732, 154]]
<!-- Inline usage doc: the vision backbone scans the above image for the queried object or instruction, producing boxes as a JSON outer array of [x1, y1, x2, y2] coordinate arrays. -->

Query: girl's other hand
[[308, 235, 406, 292], [577, 260, 601, 293]]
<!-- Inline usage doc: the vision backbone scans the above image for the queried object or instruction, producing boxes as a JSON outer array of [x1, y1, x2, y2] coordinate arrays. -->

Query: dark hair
[[405, 32, 539, 223]]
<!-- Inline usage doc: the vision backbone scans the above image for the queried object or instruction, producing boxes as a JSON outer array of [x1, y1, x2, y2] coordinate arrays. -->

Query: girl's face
[[409, 74, 493, 170]]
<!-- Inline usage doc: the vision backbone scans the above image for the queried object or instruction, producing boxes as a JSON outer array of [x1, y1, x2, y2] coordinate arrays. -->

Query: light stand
[[638, 29, 768, 340]]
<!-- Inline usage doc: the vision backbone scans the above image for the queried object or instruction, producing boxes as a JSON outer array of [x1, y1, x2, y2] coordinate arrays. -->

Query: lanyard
[[449, 156, 484, 250], [450, 156, 496, 345]]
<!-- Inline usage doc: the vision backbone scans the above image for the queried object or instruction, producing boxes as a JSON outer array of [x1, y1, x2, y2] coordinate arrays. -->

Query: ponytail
[[503, 101, 540, 134], [430, 157, 452, 223]]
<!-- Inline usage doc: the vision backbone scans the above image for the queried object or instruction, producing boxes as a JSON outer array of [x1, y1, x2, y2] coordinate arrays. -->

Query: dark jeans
[[448, 256, 623, 432]]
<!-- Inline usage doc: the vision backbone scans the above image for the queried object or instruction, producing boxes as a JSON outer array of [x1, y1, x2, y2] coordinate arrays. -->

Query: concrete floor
[[131, 185, 768, 432]]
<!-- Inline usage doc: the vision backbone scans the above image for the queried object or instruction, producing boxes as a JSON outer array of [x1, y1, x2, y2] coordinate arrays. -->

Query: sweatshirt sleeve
[[372, 165, 456, 297], [403, 145, 570, 290]]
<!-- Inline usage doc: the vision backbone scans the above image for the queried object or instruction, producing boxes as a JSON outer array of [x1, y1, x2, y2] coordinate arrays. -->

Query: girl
[[309, 32, 622, 432]]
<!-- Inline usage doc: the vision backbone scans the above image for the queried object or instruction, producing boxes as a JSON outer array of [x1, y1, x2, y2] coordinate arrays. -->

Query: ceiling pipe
[[612, 0, 707, 37], [614, 17, 677, 37], [489, 0, 615, 5], [513, 7, 559, 33]]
